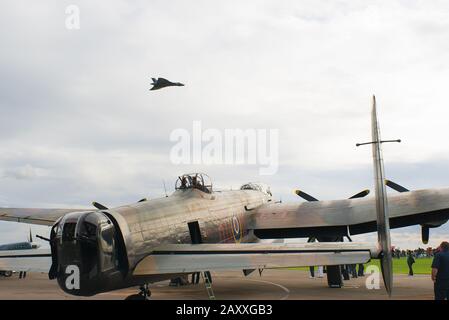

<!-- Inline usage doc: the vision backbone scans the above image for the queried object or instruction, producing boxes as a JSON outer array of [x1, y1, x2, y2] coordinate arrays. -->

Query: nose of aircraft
[[55, 210, 124, 296]]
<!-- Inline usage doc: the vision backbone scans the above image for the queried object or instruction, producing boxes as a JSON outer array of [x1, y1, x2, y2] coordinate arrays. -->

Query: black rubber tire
[[124, 294, 146, 301]]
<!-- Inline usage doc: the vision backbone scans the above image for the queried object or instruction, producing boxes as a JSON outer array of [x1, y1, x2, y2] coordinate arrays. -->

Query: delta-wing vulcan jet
[[149, 77, 184, 90], [0, 96, 448, 299]]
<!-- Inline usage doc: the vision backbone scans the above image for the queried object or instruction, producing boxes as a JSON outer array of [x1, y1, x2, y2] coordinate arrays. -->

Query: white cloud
[[352, 227, 449, 251], [2, 164, 48, 180]]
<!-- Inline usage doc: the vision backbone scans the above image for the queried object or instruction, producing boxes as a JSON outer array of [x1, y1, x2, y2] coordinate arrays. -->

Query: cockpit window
[[241, 183, 263, 192], [100, 225, 116, 271], [80, 221, 97, 239], [175, 173, 212, 193], [62, 223, 77, 242], [240, 182, 272, 196], [101, 226, 114, 252]]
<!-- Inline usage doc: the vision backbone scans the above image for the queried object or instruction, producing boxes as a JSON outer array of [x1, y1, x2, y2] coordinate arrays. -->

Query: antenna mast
[[163, 180, 168, 197]]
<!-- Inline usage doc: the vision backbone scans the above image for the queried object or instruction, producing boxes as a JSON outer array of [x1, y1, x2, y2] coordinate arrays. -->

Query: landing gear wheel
[[139, 284, 151, 299], [125, 284, 151, 300], [3, 271, 12, 277], [125, 294, 146, 300]]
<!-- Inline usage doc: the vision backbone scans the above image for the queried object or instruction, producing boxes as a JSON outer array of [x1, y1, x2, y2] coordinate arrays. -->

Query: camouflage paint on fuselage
[[108, 187, 271, 271]]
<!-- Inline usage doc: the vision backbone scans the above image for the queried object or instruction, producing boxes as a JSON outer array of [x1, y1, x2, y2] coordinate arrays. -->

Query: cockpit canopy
[[175, 173, 212, 193], [240, 182, 272, 196]]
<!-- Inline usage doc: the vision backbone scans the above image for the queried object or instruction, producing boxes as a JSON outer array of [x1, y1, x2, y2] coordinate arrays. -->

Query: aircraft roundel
[[232, 216, 242, 242]]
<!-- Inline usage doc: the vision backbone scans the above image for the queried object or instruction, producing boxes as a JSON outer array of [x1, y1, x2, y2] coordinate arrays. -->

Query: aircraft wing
[[133, 242, 378, 275], [250, 188, 449, 239], [0, 248, 52, 272], [0, 208, 86, 226]]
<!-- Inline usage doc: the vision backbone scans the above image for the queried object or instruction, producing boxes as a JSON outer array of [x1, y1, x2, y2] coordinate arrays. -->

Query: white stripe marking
[[244, 278, 290, 300]]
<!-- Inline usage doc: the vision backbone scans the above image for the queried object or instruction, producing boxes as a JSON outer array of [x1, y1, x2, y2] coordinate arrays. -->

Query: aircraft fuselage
[[52, 187, 271, 296]]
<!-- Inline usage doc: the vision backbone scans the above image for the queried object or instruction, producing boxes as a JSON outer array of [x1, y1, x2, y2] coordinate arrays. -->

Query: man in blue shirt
[[431, 241, 449, 300]]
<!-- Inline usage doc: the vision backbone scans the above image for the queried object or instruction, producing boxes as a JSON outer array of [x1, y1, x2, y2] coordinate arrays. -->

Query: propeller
[[28, 228, 33, 243], [385, 180, 430, 244], [295, 190, 370, 243], [348, 189, 370, 199], [356, 96, 398, 296], [362, 95, 394, 296], [93, 198, 148, 211], [385, 180, 409, 193], [294, 190, 318, 202], [92, 201, 109, 210], [377, 207, 393, 297], [294, 189, 370, 201]]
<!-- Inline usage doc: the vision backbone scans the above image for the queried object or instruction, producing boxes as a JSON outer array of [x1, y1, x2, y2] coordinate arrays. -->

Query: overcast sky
[[1, 0, 449, 249]]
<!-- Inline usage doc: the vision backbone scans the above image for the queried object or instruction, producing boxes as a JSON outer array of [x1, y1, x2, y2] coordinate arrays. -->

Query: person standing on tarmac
[[407, 251, 415, 276], [432, 241, 449, 300]]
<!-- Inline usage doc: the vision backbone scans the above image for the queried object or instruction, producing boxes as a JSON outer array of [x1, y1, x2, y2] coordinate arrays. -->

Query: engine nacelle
[[421, 219, 448, 244]]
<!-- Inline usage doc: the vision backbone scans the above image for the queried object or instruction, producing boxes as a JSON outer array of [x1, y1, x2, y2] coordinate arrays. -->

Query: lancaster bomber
[[0, 97, 448, 300]]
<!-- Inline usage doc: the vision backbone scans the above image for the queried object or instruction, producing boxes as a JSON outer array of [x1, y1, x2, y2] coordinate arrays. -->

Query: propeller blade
[[385, 180, 409, 193], [92, 201, 109, 210], [421, 225, 430, 244], [294, 190, 319, 202], [348, 189, 370, 199], [138, 198, 148, 203], [29, 228, 33, 243], [295, 189, 370, 202], [371, 95, 393, 296], [380, 253, 393, 296]]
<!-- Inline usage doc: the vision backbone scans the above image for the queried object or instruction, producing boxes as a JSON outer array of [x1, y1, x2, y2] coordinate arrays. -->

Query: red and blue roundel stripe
[[232, 215, 242, 243]]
